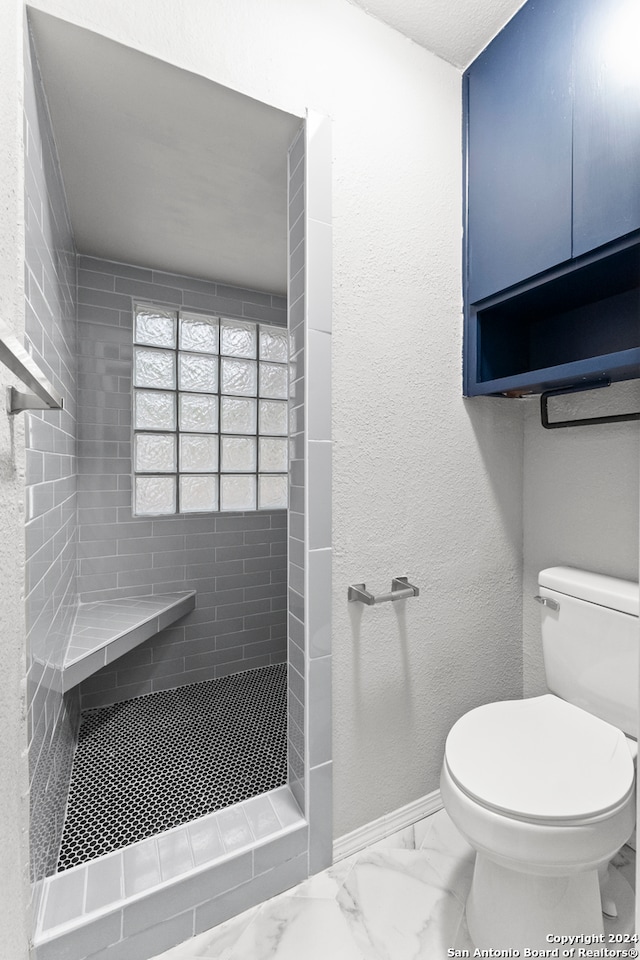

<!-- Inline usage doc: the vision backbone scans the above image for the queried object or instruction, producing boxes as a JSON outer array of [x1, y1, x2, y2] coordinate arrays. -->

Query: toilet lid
[[445, 695, 634, 821]]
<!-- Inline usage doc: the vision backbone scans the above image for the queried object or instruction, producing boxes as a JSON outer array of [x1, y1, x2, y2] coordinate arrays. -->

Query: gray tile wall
[[287, 126, 306, 813], [24, 24, 80, 886], [301, 112, 333, 876], [75, 257, 288, 710]]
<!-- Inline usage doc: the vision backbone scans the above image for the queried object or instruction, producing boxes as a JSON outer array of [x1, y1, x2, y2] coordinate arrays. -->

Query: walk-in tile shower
[[24, 12, 333, 959]]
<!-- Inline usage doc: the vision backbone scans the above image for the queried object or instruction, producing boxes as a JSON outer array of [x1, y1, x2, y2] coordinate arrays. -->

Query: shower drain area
[[57, 662, 287, 871]]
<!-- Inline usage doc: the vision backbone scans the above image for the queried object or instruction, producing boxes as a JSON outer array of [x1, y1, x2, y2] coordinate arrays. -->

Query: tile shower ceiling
[[58, 664, 287, 870]]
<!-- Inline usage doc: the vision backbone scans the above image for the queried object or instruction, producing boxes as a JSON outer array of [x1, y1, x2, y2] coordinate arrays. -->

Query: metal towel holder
[[540, 378, 640, 429], [0, 317, 64, 414], [348, 577, 420, 605]]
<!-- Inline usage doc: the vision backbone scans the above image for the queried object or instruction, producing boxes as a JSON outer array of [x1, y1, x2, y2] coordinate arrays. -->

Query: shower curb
[[33, 787, 306, 960]]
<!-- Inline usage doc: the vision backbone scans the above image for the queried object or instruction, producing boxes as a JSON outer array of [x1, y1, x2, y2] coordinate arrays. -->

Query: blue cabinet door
[[572, 0, 640, 256], [466, 0, 573, 304]]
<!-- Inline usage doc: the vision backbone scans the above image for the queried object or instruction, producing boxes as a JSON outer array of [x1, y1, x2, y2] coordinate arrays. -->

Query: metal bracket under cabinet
[[0, 318, 64, 414], [348, 577, 420, 605]]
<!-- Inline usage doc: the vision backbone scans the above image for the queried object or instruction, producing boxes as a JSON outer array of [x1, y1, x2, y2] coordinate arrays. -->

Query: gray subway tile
[[42, 865, 87, 930], [114, 276, 182, 303], [244, 582, 286, 602], [77, 268, 116, 291], [243, 528, 286, 545], [76, 303, 123, 326], [152, 270, 216, 296], [290, 210, 305, 256], [85, 852, 123, 913], [152, 666, 216, 690], [242, 301, 288, 325], [88, 912, 193, 960], [244, 557, 287, 574], [289, 664, 304, 705], [289, 265, 305, 306], [183, 618, 243, 642], [215, 598, 271, 620], [78, 256, 153, 282], [157, 828, 194, 882], [308, 549, 331, 658], [244, 637, 286, 661], [215, 543, 271, 562], [215, 626, 271, 651], [288, 638, 304, 677], [308, 656, 332, 767], [215, 571, 271, 591], [181, 291, 244, 315], [183, 648, 242, 673], [78, 286, 133, 311], [81, 679, 153, 710], [217, 284, 272, 307], [289, 561, 304, 596], [253, 825, 308, 875], [215, 655, 270, 678], [242, 795, 281, 840], [289, 589, 304, 624], [308, 761, 333, 875], [244, 609, 286, 631], [270, 787, 304, 828], [36, 912, 123, 960], [194, 853, 307, 937], [215, 514, 271, 531]]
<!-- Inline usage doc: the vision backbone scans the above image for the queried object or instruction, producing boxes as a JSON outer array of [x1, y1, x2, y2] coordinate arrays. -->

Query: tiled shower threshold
[[34, 786, 307, 960]]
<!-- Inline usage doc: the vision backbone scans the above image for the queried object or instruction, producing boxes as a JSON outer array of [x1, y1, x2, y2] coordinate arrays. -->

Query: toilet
[[440, 566, 639, 950]]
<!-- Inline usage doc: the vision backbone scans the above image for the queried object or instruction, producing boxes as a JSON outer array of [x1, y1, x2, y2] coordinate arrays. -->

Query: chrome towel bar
[[0, 317, 64, 414], [348, 577, 420, 605]]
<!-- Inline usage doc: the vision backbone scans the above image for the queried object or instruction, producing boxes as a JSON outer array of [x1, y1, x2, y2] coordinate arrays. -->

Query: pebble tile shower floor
[[57, 663, 287, 871]]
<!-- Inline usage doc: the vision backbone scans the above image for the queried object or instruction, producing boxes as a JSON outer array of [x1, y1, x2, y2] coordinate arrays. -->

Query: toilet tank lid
[[539, 567, 639, 617]]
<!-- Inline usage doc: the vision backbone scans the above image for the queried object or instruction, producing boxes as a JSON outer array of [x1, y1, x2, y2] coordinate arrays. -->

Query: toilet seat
[[445, 694, 634, 823]]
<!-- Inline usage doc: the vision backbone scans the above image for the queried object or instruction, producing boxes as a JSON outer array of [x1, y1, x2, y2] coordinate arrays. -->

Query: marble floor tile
[[453, 913, 475, 953], [612, 843, 636, 893], [368, 824, 417, 853], [417, 808, 474, 862], [292, 852, 359, 900], [227, 896, 363, 960], [336, 850, 464, 960], [417, 812, 475, 907]]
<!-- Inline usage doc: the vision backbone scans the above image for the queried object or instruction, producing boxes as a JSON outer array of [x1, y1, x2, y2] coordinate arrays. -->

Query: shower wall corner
[[288, 110, 334, 878]]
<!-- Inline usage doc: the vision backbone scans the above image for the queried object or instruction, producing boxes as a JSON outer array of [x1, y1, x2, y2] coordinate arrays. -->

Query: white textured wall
[[523, 382, 640, 695], [27, 0, 525, 839], [0, 3, 31, 957]]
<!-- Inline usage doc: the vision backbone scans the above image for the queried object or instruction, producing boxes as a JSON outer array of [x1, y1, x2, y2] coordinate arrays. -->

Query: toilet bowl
[[440, 567, 639, 949], [441, 695, 636, 949]]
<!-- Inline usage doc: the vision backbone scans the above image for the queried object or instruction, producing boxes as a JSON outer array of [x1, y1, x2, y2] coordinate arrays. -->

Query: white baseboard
[[333, 789, 443, 862]]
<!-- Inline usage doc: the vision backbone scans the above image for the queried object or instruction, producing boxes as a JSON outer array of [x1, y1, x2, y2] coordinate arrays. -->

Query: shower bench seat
[[61, 591, 196, 691]]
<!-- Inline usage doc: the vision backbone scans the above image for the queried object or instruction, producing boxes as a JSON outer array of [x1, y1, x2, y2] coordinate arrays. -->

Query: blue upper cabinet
[[466, 0, 573, 304], [464, 0, 640, 397], [572, 0, 640, 256]]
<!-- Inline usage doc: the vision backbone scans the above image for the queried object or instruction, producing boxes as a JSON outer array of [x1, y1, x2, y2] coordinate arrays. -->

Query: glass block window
[[132, 303, 289, 516]]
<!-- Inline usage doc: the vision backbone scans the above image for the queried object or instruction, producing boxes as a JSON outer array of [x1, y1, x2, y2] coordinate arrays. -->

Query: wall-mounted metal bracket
[[540, 378, 640, 429], [0, 318, 64, 414], [348, 577, 420, 605]]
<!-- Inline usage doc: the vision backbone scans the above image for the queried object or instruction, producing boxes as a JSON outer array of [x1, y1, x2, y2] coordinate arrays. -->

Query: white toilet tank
[[538, 566, 640, 738]]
